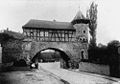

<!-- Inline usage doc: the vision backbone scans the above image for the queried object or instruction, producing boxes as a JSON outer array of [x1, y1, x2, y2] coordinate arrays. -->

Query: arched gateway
[[32, 48, 70, 68], [22, 10, 90, 68]]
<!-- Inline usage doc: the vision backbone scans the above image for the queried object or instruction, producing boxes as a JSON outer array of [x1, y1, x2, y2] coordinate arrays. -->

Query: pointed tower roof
[[73, 9, 85, 21], [71, 9, 90, 25]]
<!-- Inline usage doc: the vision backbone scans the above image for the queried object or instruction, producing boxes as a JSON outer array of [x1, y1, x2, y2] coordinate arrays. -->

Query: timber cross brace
[[22, 10, 90, 68]]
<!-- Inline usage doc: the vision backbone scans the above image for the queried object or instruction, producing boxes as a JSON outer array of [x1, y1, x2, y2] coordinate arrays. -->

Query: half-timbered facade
[[23, 20, 76, 42], [22, 10, 90, 68]]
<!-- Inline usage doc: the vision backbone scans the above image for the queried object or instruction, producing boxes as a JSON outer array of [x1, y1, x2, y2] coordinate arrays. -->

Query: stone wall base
[[79, 62, 110, 76]]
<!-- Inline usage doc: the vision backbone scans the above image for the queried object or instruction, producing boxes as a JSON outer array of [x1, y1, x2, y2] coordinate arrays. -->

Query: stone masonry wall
[[2, 39, 23, 63], [22, 41, 88, 64], [79, 62, 110, 76]]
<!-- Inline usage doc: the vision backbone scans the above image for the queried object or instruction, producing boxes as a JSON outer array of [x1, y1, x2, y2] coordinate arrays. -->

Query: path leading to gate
[[38, 62, 120, 84], [0, 66, 64, 84]]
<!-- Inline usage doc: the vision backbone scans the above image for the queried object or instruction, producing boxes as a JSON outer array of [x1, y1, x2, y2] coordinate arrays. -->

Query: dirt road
[[38, 62, 120, 84], [0, 67, 64, 84]]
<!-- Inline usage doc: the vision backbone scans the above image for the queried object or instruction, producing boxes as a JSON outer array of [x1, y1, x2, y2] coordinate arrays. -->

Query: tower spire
[[73, 7, 85, 21], [78, 5, 80, 11], [71, 7, 90, 24]]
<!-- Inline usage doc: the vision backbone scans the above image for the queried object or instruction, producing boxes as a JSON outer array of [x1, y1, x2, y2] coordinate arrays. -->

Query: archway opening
[[31, 48, 70, 69]]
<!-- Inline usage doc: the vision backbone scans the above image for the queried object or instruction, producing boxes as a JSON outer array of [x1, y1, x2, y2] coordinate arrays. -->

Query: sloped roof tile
[[23, 19, 75, 30], [73, 9, 85, 21]]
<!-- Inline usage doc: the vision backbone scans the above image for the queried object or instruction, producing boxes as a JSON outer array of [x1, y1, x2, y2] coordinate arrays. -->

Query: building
[[22, 10, 90, 68], [23, 10, 89, 43]]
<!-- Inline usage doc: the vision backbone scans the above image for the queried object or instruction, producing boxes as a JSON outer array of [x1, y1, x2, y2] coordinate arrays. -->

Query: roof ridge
[[30, 19, 71, 23], [23, 19, 75, 30]]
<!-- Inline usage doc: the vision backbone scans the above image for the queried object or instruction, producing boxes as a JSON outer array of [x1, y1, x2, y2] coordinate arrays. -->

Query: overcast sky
[[0, 0, 120, 45]]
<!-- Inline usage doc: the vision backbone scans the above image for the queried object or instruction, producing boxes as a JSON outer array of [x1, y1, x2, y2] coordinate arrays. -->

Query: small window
[[80, 38, 82, 41], [62, 33, 64, 37], [83, 38, 86, 42], [83, 30, 86, 33], [45, 31, 48, 37], [69, 33, 72, 37], [27, 32, 30, 36], [40, 31, 44, 36], [30, 31, 33, 36]]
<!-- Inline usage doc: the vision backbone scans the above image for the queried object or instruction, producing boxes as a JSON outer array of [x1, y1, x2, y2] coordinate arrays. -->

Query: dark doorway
[[81, 49, 85, 59]]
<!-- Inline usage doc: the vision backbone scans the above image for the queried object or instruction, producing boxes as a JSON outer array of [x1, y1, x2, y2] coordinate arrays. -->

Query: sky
[[0, 0, 120, 45]]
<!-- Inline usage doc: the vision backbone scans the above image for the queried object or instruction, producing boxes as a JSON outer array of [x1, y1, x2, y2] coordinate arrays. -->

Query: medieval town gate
[[22, 11, 90, 68]]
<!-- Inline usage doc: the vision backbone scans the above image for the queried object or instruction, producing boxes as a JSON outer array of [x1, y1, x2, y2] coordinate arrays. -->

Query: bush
[[88, 40, 120, 65], [14, 59, 27, 67], [88, 46, 110, 64]]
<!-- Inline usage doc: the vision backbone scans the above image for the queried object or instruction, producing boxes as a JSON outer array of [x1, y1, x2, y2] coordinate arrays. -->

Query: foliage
[[86, 2, 98, 48], [2, 40, 23, 63], [107, 40, 120, 50], [107, 40, 120, 64], [88, 40, 120, 65], [88, 45, 109, 64], [14, 59, 27, 67], [0, 33, 14, 43], [0, 30, 24, 63]]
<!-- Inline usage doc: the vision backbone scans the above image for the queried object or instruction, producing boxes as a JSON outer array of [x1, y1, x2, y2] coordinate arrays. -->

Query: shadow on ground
[[0, 65, 70, 84], [0, 65, 31, 72], [0, 65, 31, 84]]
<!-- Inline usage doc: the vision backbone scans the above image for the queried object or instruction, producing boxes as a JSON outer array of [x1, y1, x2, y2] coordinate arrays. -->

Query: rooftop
[[72, 9, 85, 21], [23, 19, 75, 30], [71, 9, 90, 24]]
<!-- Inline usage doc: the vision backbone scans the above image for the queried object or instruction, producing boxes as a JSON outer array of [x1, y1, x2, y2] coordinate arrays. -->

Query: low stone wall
[[79, 62, 110, 76]]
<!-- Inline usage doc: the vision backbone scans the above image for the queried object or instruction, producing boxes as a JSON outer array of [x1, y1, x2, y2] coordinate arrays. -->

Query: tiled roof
[[22, 19, 75, 30], [71, 10, 90, 24], [73, 9, 85, 21]]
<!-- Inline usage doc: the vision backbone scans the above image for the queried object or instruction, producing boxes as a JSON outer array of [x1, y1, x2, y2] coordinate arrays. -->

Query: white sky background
[[0, 0, 120, 45]]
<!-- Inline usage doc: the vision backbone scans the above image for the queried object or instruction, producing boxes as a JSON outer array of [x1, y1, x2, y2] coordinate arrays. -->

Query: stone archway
[[23, 41, 88, 69], [31, 48, 70, 69]]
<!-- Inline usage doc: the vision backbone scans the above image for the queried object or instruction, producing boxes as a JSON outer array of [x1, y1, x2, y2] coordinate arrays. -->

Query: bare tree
[[86, 2, 98, 48]]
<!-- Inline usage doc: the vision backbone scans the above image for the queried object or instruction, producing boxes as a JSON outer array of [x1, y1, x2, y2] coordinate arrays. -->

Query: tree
[[86, 2, 98, 48], [107, 40, 120, 64], [107, 40, 120, 47], [107, 40, 120, 77], [107, 40, 120, 54]]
